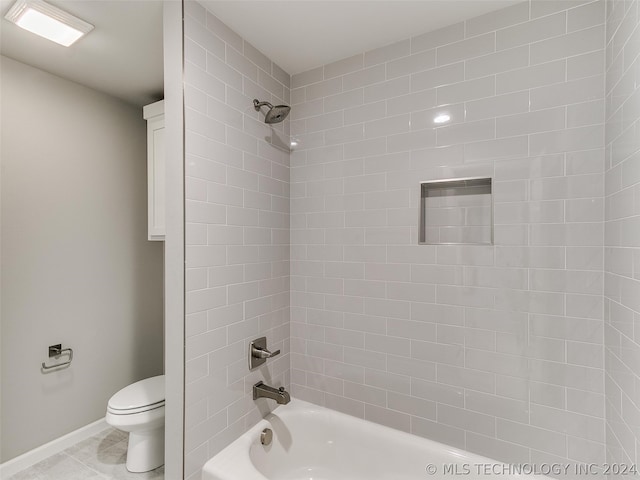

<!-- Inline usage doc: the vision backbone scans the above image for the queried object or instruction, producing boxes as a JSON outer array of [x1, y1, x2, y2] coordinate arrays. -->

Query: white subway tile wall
[[183, 2, 290, 479], [604, 0, 640, 471], [290, 0, 607, 468]]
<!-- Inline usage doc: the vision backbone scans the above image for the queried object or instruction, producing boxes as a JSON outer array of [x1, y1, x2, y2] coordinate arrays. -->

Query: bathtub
[[202, 399, 551, 480]]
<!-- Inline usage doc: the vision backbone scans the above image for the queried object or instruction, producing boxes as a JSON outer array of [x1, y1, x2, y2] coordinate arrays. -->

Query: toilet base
[[126, 426, 165, 473]]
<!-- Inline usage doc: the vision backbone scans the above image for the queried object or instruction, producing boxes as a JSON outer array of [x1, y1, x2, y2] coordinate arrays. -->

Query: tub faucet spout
[[253, 381, 291, 405]]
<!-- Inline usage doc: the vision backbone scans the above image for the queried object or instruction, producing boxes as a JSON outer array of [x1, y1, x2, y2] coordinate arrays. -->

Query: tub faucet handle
[[249, 337, 281, 370], [252, 345, 280, 359]]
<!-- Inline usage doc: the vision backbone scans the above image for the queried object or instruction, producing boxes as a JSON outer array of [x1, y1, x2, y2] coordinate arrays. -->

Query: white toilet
[[106, 375, 165, 473]]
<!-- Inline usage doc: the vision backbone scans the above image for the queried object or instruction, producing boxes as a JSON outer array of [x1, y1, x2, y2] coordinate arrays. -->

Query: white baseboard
[[0, 418, 108, 478]]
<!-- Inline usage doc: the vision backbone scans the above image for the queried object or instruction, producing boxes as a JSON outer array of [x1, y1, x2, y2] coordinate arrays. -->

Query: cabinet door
[[148, 120, 165, 240]]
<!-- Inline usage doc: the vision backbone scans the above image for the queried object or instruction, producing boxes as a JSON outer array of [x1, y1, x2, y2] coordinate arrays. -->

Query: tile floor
[[7, 428, 164, 480]]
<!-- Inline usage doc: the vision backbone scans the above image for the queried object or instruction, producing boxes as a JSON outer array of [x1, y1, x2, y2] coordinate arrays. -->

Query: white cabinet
[[143, 100, 165, 241]]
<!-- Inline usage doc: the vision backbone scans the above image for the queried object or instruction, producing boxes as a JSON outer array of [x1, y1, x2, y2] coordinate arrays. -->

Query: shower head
[[253, 99, 291, 124]]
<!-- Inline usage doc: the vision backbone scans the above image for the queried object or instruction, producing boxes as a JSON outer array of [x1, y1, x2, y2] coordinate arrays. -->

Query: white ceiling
[[0, 0, 523, 106], [0, 0, 164, 107]]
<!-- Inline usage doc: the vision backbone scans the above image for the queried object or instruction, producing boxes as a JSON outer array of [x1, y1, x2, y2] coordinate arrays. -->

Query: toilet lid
[[108, 375, 165, 411]]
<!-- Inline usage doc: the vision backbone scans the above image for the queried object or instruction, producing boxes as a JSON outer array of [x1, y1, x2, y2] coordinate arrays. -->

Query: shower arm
[[253, 99, 274, 111]]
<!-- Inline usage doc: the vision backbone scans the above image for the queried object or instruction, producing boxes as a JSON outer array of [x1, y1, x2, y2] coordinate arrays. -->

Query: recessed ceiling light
[[433, 114, 451, 124], [4, 0, 94, 47]]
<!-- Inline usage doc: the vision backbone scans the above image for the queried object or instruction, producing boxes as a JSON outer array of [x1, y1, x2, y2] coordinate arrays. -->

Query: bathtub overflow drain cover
[[261, 428, 273, 445]]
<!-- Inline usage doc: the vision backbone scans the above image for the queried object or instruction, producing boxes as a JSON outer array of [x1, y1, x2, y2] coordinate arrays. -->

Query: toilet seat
[[108, 400, 165, 415], [107, 375, 165, 415]]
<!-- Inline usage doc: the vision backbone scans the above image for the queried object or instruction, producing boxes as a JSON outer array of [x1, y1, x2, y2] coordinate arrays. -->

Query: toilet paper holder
[[42, 344, 73, 371]]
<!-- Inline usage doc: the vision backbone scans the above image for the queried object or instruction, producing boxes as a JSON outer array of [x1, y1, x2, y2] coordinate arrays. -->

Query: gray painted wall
[[0, 56, 164, 462]]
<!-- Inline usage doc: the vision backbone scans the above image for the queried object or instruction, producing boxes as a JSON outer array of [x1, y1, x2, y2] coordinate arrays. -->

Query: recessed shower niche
[[419, 177, 493, 245]]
